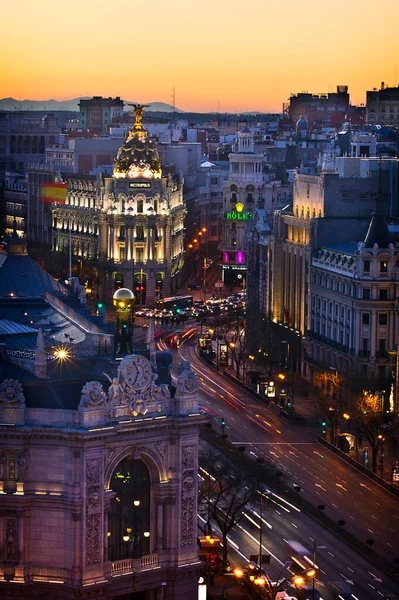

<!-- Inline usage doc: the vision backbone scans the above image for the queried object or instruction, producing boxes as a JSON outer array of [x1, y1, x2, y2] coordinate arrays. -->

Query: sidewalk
[[211, 352, 320, 423], [207, 574, 247, 599]]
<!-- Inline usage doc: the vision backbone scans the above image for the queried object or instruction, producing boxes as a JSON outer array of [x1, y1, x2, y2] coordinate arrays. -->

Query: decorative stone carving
[[104, 446, 121, 472], [86, 459, 101, 483], [180, 445, 196, 547], [79, 382, 107, 410], [8, 453, 16, 480], [85, 459, 102, 565], [86, 513, 101, 565], [176, 369, 198, 396], [153, 441, 167, 465], [174, 361, 199, 416], [5, 517, 17, 561], [107, 354, 170, 418], [0, 379, 25, 406], [130, 397, 148, 417]]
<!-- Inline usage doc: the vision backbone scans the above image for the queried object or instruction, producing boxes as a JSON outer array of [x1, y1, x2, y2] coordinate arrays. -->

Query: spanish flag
[[41, 182, 68, 204]]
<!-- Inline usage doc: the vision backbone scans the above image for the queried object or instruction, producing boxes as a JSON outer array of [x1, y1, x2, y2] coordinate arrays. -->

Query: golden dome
[[113, 104, 162, 180]]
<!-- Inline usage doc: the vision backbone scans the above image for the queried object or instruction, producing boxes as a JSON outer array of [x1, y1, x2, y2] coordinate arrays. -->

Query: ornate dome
[[113, 104, 162, 180]]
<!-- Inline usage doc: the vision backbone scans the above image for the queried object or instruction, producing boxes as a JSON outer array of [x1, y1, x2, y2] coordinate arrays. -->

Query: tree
[[355, 391, 384, 474], [199, 449, 260, 568]]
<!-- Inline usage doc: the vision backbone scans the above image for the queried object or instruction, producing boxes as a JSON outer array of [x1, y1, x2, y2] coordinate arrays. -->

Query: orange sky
[[1, 0, 398, 113]]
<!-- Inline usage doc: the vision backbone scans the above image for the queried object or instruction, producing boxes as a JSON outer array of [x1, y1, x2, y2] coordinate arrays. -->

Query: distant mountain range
[[0, 97, 183, 113]]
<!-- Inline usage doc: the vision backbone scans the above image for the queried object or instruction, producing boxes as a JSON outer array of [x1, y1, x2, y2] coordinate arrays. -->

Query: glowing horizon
[[1, 0, 398, 114]]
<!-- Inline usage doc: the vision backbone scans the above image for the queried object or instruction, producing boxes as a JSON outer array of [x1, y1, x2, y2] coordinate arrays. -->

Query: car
[[187, 283, 201, 291]]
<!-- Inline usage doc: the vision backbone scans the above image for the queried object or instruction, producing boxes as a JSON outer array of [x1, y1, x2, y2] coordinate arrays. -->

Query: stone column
[[156, 501, 164, 550], [146, 224, 151, 261], [152, 225, 156, 261], [127, 227, 131, 261], [162, 223, 167, 261]]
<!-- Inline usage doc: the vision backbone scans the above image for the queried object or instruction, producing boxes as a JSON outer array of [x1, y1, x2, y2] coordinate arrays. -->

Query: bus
[[155, 295, 193, 314]]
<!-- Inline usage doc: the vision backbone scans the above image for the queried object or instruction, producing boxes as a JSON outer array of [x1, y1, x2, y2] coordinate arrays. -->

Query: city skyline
[[2, 0, 399, 113]]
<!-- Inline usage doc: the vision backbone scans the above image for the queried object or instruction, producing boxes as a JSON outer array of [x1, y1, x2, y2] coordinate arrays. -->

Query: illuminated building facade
[[0, 350, 205, 598], [52, 106, 186, 304], [221, 127, 265, 286]]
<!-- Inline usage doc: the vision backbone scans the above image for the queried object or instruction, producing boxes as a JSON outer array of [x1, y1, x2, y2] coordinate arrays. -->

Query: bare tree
[[355, 391, 384, 474], [199, 449, 260, 568]]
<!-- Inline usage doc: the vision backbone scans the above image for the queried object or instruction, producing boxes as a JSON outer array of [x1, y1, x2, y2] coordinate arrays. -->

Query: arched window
[[306, 207, 310, 219], [301, 206, 304, 218], [295, 206, 299, 217], [312, 208, 316, 218], [108, 458, 151, 561], [318, 209, 322, 218]]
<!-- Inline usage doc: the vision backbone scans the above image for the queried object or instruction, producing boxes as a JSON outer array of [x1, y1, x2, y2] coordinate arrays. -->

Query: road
[[162, 329, 399, 599]]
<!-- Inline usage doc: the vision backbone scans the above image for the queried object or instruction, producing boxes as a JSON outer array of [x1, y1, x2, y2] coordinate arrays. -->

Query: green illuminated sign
[[224, 211, 253, 220]]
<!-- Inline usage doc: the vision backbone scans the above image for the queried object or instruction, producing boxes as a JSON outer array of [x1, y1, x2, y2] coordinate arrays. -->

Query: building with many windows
[[0, 113, 62, 182], [221, 127, 267, 287], [366, 83, 399, 127], [78, 97, 124, 134], [52, 106, 186, 305], [305, 176, 399, 416]]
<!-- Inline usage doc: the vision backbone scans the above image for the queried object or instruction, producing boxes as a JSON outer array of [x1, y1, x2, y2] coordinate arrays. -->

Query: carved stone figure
[[17, 454, 26, 482], [79, 381, 107, 410], [104, 374, 123, 405], [0, 379, 25, 406]]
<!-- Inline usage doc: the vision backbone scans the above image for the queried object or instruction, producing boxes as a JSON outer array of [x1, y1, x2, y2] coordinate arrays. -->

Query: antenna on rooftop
[[171, 86, 176, 142]]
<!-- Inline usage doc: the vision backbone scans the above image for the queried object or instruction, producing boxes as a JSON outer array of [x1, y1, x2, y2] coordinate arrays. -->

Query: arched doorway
[[108, 458, 151, 561]]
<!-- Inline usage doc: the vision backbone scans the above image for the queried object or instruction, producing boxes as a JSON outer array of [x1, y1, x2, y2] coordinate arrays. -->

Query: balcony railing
[[111, 553, 159, 576]]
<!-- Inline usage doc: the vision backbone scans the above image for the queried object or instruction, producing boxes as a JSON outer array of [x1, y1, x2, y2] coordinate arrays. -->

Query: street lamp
[[281, 340, 290, 370], [378, 434, 385, 479], [309, 540, 327, 599]]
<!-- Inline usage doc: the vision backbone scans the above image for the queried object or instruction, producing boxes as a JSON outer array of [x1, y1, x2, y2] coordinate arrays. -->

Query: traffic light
[[176, 308, 181, 314], [321, 419, 327, 435], [221, 417, 226, 430], [97, 301, 104, 309]]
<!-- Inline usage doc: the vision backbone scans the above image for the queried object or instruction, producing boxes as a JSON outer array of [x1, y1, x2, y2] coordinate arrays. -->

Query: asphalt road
[[164, 330, 399, 599]]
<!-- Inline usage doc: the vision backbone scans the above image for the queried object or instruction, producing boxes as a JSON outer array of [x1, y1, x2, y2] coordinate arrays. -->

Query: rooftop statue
[[128, 103, 151, 131]]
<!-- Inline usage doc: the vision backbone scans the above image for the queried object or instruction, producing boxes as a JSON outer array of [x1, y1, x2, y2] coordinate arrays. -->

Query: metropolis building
[[52, 106, 186, 304]]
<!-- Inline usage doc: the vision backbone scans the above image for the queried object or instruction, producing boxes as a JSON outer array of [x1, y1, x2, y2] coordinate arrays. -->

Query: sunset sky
[[1, 0, 398, 113]]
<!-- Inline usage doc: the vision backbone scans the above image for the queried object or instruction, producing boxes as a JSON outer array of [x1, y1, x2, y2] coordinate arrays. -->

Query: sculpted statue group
[[0, 355, 198, 421], [78, 354, 173, 418]]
